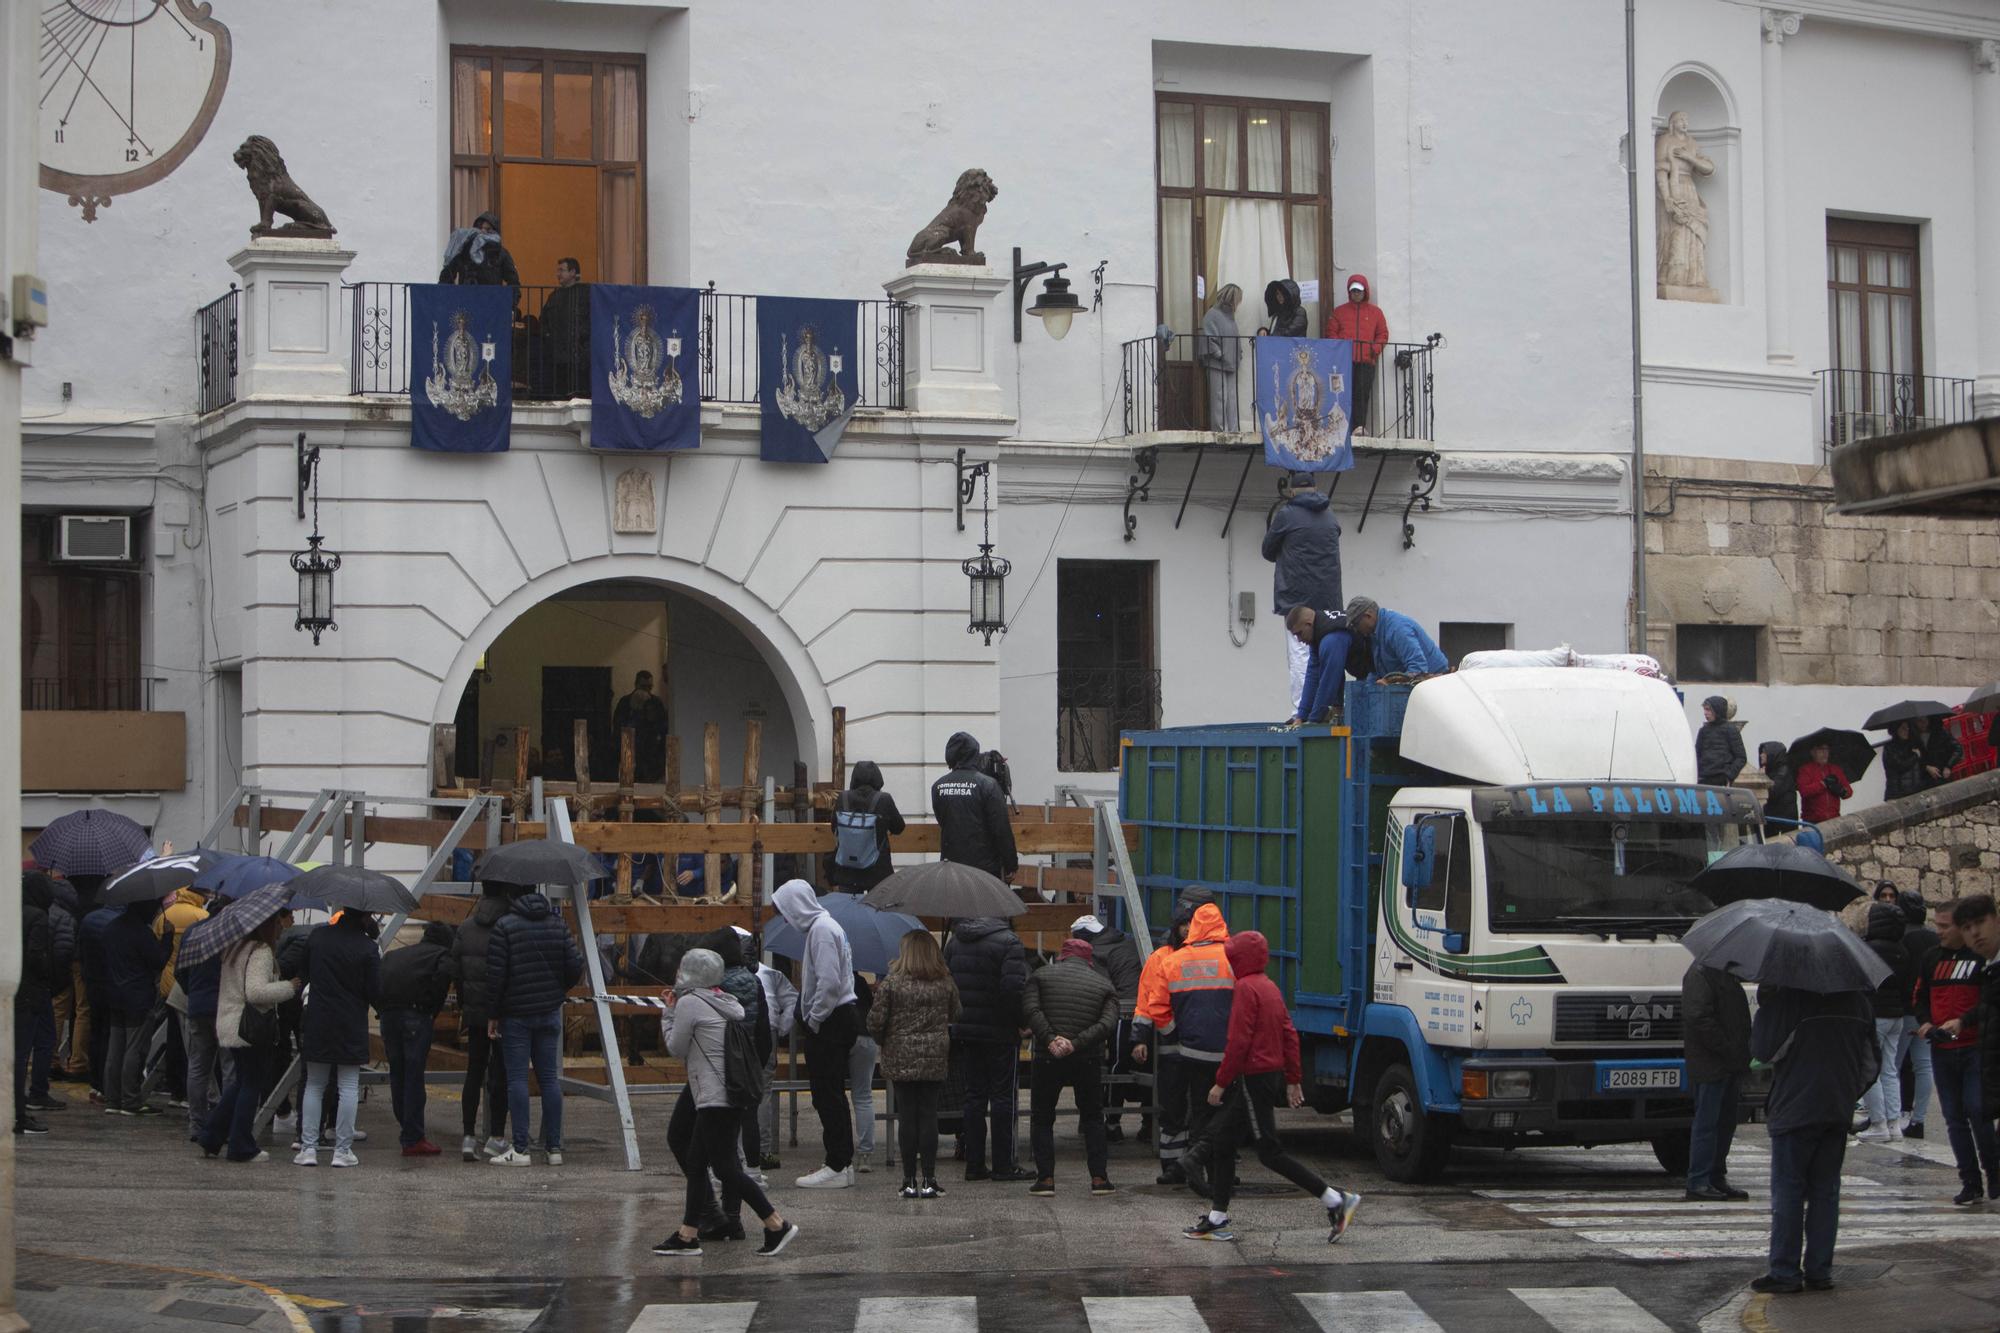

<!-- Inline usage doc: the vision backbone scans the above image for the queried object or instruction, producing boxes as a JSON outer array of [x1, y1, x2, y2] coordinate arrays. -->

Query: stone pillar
[[1974, 40, 2000, 417], [1759, 10, 1802, 365], [881, 264, 1009, 416], [227, 237, 357, 398]]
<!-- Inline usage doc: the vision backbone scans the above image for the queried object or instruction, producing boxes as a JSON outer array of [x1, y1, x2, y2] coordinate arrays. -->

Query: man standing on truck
[[1262, 473, 1343, 714], [1282, 605, 1372, 725], [1135, 894, 1234, 1186], [1343, 597, 1448, 679]]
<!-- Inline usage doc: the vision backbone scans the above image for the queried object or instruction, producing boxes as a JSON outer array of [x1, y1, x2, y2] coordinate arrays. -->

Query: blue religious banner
[[589, 284, 701, 451], [757, 295, 861, 464], [1255, 336, 1355, 473], [410, 283, 512, 453]]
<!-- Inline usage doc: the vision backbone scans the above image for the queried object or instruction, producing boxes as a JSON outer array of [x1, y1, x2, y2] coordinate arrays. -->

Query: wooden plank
[[702, 722, 722, 904], [414, 893, 480, 925], [831, 705, 847, 792], [573, 717, 592, 804], [664, 735, 682, 806], [616, 725, 636, 896], [500, 818, 1122, 856], [432, 724, 457, 792], [741, 717, 763, 919]]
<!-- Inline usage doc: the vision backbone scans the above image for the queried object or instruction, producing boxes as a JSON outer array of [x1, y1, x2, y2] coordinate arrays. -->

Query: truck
[[1118, 666, 1764, 1182]]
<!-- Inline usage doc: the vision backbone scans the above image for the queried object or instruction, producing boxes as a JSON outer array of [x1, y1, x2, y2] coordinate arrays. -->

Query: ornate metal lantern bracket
[[1123, 447, 1157, 542], [1401, 451, 1442, 550]]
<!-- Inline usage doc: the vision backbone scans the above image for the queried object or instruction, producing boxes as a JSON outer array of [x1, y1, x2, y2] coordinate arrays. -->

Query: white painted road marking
[[626, 1302, 756, 1333], [1296, 1290, 1447, 1332], [1512, 1286, 1672, 1333], [1083, 1295, 1211, 1333], [855, 1297, 979, 1333]]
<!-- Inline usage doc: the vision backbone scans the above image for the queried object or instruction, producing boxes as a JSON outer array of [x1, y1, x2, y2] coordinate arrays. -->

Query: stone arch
[[431, 553, 830, 776]]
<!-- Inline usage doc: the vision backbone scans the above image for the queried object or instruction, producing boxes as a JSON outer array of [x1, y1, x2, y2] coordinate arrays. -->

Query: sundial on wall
[[39, 0, 232, 222]]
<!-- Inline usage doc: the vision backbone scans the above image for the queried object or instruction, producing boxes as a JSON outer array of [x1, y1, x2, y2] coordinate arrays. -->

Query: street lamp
[[1014, 246, 1087, 342], [960, 461, 1010, 645], [292, 434, 341, 646]]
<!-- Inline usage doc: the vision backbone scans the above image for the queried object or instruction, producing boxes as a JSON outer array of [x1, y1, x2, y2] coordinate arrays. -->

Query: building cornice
[[1730, 0, 2000, 42], [1642, 362, 1821, 394]]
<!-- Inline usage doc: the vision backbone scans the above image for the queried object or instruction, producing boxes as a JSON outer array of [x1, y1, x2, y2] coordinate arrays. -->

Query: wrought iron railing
[[348, 281, 909, 409], [1120, 333, 1441, 442], [1818, 368, 1975, 446], [195, 286, 238, 414], [23, 676, 160, 711], [1057, 667, 1162, 774]]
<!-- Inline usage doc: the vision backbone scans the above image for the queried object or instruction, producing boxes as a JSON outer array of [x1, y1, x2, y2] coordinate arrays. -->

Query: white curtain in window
[[1208, 199, 1290, 333], [1204, 106, 1238, 190], [1247, 111, 1282, 192], [1159, 104, 1194, 190], [452, 57, 488, 154], [1161, 199, 1194, 356], [601, 64, 640, 161]]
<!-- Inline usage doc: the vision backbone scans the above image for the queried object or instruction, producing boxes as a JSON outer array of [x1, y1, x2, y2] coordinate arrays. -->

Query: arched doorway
[[435, 566, 817, 794]]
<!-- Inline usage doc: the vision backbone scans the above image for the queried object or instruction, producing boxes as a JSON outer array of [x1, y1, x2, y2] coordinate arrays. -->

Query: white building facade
[[22, 0, 1992, 841]]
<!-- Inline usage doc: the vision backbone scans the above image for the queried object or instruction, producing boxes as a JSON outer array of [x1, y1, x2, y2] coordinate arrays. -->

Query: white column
[[227, 238, 357, 397], [1760, 10, 1802, 364], [1974, 40, 2000, 417]]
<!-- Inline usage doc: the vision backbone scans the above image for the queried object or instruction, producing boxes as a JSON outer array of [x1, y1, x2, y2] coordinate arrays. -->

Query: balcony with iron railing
[[195, 286, 239, 414], [1818, 367, 1976, 447], [1119, 333, 1441, 442]]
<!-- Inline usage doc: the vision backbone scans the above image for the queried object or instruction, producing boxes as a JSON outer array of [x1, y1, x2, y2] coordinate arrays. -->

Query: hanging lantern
[[291, 435, 340, 646], [962, 462, 1009, 644]]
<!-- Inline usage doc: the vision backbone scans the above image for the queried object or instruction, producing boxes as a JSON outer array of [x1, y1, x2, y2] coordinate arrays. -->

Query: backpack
[[833, 790, 882, 870], [977, 749, 1014, 802], [720, 1015, 769, 1109]]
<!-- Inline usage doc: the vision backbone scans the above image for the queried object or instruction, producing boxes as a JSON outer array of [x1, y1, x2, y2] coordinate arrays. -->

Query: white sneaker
[[289, 1140, 302, 1152], [461, 1135, 478, 1162], [855, 1152, 873, 1174], [747, 1170, 769, 1187], [350, 1128, 368, 1143], [1861, 1124, 1897, 1143], [292, 1149, 317, 1167], [244, 1150, 270, 1164], [273, 1114, 297, 1135], [491, 1147, 532, 1167], [483, 1136, 509, 1157], [331, 1148, 360, 1168], [795, 1165, 854, 1190], [546, 1150, 564, 1166]]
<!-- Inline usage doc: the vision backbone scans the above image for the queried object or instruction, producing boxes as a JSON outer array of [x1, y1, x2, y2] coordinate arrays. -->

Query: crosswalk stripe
[[1528, 1200, 1943, 1219], [1296, 1290, 1445, 1332], [1477, 1177, 1897, 1200], [1510, 1287, 1672, 1332], [626, 1302, 755, 1333], [1083, 1295, 1208, 1333], [855, 1297, 978, 1333]]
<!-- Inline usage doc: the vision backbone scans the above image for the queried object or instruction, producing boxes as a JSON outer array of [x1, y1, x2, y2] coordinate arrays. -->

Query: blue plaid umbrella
[[177, 884, 295, 969], [29, 810, 152, 877], [195, 855, 303, 900]]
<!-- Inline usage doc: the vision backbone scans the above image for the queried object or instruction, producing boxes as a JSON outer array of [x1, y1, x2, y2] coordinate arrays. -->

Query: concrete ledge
[[1815, 769, 2000, 852]]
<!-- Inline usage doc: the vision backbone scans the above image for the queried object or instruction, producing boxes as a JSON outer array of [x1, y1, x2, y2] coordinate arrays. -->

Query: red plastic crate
[[1945, 709, 1996, 779]]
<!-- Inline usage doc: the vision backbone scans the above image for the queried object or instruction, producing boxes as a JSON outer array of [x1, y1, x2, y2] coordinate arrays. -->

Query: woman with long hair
[[867, 930, 961, 1199], [201, 914, 299, 1162]]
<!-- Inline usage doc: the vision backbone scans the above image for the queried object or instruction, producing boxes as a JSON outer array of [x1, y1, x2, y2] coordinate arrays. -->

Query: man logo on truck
[[1605, 1002, 1675, 1022]]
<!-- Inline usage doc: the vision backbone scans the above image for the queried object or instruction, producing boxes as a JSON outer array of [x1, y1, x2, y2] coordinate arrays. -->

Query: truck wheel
[[1651, 1131, 1692, 1177], [1371, 1063, 1454, 1183]]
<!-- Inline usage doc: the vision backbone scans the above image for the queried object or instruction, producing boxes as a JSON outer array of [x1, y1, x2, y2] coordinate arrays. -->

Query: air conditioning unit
[[57, 514, 132, 562]]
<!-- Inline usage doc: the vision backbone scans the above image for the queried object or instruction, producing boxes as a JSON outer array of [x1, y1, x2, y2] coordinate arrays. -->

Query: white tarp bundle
[[1459, 645, 1667, 679]]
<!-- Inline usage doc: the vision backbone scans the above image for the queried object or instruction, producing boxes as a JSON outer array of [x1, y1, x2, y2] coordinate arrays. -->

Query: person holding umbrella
[[1681, 957, 1752, 1201], [1881, 721, 1925, 800], [294, 910, 382, 1167], [200, 895, 300, 1162], [1796, 740, 1853, 824], [1758, 743, 1799, 823], [1915, 713, 1963, 791]]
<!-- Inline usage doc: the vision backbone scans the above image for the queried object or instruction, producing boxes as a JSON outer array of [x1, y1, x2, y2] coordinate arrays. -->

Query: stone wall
[[1819, 770, 2000, 904], [1642, 454, 2000, 688]]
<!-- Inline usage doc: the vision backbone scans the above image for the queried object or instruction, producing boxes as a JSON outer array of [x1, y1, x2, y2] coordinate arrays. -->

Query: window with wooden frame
[[1826, 218, 1921, 417], [450, 47, 645, 286], [1155, 94, 1331, 428]]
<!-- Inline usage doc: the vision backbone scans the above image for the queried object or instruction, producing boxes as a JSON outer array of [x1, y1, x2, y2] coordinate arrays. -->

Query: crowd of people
[[1194, 274, 1390, 434], [1694, 694, 1968, 826]]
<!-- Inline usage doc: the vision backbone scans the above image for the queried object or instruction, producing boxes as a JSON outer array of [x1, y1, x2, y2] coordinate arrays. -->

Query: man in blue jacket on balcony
[[1344, 597, 1448, 680], [1262, 473, 1342, 715]]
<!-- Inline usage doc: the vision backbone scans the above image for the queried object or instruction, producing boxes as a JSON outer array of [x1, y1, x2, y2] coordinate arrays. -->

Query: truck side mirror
[[1401, 821, 1436, 900]]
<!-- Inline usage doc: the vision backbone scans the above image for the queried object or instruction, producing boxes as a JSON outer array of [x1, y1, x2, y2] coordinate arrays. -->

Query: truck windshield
[[1482, 818, 1753, 933]]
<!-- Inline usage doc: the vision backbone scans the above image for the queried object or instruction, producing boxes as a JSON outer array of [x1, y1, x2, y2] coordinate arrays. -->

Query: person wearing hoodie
[[1915, 902, 1997, 1203], [772, 879, 862, 1189], [296, 911, 382, 1167], [656, 948, 800, 1259], [1695, 697, 1747, 787], [1135, 891, 1234, 1184], [1283, 605, 1371, 726], [1263, 474, 1343, 714], [1796, 742, 1852, 824], [1758, 742, 1800, 823], [946, 913, 1031, 1183], [931, 733, 1018, 883], [828, 760, 906, 894], [452, 883, 514, 1160], [1855, 901, 1915, 1142], [379, 920, 458, 1156], [487, 885, 585, 1167], [1260, 277, 1308, 338], [1915, 714, 1963, 791], [1180, 931, 1360, 1244], [14, 875, 58, 1135], [438, 210, 521, 292], [152, 885, 210, 1104], [102, 901, 172, 1115], [1881, 721, 1925, 800], [1324, 274, 1389, 433], [1197, 284, 1243, 430], [1071, 914, 1142, 1140], [697, 925, 770, 1235], [1022, 937, 1120, 1196], [868, 929, 960, 1199]]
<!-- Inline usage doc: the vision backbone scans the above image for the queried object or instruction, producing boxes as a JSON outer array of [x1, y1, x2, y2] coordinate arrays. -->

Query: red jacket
[[1213, 931, 1301, 1087], [1324, 273, 1388, 364], [1915, 946, 1983, 1050], [1796, 760, 1851, 823]]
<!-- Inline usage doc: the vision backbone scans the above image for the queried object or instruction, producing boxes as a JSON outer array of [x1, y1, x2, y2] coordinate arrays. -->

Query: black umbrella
[[1682, 897, 1889, 993], [863, 860, 1025, 919], [1861, 700, 1954, 731], [285, 865, 418, 914], [1690, 841, 1864, 912], [1965, 681, 2000, 715], [1786, 727, 1875, 782], [474, 839, 606, 890], [100, 850, 230, 905]]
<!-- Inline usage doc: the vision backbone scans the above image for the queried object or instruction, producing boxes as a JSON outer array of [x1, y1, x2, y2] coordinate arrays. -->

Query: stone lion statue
[[233, 135, 334, 236], [906, 168, 997, 266]]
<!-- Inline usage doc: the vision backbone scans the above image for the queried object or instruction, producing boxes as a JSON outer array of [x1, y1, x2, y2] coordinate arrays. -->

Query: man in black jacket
[[1263, 474, 1342, 715], [380, 921, 458, 1156], [1072, 914, 1143, 1141], [487, 888, 585, 1166], [1023, 939, 1120, 1195], [932, 733, 1017, 883], [947, 916, 1029, 1182], [452, 885, 513, 1159], [1682, 961, 1750, 1200], [1915, 715, 1963, 791], [1750, 983, 1880, 1295], [14, 878, 57, 1136], [1695, 697, 1747, 787], [1856, 902, 1914, 1141]]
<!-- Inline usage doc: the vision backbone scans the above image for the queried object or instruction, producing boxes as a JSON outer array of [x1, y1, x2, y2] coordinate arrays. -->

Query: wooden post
[[830, 705, 847, 793], [512, 725, 531, 818], [703, 722, 723, 903], [573, 717, 593, 817], [793, 759, 813, 885], [741, 718, 763, 904], [432, 723, 457, 795], [616, 726, 636, 896]]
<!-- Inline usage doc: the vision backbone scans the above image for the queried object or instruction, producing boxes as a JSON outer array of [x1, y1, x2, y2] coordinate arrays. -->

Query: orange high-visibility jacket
[[1134, 903, 1234, 1062]]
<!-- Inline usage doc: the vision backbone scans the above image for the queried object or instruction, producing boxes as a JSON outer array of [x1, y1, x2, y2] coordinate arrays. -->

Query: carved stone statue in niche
[[1655, 112, 1718, 302], [906, 168, 998, 266], [614, 467, 657, 534]]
